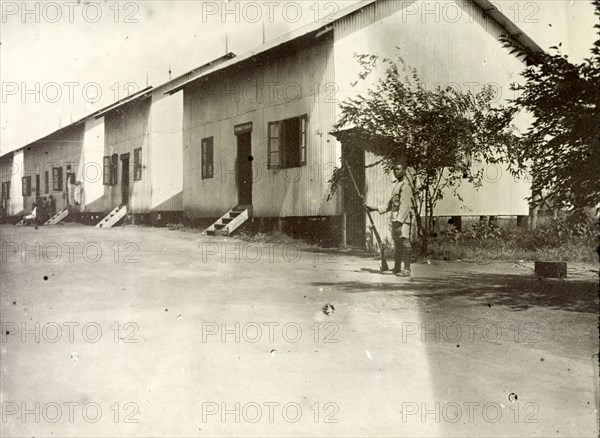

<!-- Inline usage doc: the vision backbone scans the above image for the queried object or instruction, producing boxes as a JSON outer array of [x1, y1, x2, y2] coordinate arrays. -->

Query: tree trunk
[[530, 192, 541, 230], [421, 189, 430, 254]]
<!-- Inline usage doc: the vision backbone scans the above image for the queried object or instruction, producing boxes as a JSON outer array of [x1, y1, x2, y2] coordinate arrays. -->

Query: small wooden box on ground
[[534, 261, 567, 278]]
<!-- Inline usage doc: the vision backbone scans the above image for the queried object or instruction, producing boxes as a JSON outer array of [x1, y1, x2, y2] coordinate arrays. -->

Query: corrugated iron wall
[[80, 118, 105, 212], [333, 0, 533, 246], [21, 125, 86, 215], [183, 34, 339, 218], [0, 151, 24, 216], [102, 99, 152, 213], [149, 91, 184, 212]]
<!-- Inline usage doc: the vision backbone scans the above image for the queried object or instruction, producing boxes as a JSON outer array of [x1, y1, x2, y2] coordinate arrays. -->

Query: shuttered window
[[111, 154, 118, 185], [268, 122, 281, 169], [300, 116, 307, 166], [201, 137, 214, 179], [103, 156, 111, 185], [52, 167, 63, 191], [103, 155, 120, 185], [22, 176, 31, 196], [267, 115, 307, 169], [2, 181, 10, 199], [134, 148, 142, 181], [44, 171, 49, 194], [35, 174, 40, 196]]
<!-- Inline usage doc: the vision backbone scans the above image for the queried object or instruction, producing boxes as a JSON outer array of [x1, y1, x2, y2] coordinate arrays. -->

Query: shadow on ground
[[312, 271, 599, 314]]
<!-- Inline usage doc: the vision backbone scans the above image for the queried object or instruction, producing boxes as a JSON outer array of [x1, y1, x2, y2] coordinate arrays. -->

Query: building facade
[[0, 151, 23, 220], [0, 54, 234, 225], [170, 0, 539, 245]]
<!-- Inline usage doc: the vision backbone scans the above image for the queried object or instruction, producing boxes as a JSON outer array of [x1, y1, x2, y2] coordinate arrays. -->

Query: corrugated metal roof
[[1, 86, 153, 158], [165, 0, 379, 95], [3, 53, 237, 158], [471, 0, 543, 56], [92, 86, 153, 119], [165, 0, 544, 95]]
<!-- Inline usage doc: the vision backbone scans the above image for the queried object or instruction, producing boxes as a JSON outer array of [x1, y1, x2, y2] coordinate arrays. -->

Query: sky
[[0, 0, 597, 156]]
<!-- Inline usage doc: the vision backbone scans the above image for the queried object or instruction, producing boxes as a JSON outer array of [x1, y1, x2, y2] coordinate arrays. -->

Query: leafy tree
[[330, 53, 518, 253], [501, 0, 600, 214]]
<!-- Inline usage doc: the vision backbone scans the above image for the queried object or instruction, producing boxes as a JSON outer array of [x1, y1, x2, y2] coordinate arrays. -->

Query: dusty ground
[[0, 224, 598, 437]]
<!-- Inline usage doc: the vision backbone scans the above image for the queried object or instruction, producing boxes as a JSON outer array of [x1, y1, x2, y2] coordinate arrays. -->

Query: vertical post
[[341, 213, 347, 247]]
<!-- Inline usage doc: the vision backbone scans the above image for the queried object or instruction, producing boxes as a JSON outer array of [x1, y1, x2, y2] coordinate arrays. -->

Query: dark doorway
[[236, 132, 252, 205], [342, 144, 366, 247], [120, 153, 130, 206]]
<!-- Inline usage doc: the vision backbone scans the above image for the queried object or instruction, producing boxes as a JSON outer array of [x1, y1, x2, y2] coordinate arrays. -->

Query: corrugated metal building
[[81, 53, 236, 224], [168, 0, 540, 245], [0, 150, 24, 219], [10, 115, 105, 219], [0, 53, 234, 225]]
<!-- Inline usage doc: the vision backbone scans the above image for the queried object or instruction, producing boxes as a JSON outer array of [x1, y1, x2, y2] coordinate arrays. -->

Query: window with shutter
[[44, 171, 49, 194], [201, 137, 214, 179], [52, 167, 63, 191], [268, 122, 281, 169], [22, 176, 31, 196], [103, 156, 111, 185], [283, 117, 301, 168], [268, 115, 307, 169], [300, 115, 307, 166], [2, 182, 10, 199], [35, 174, 40, 196], [111, 154, 118, 185]]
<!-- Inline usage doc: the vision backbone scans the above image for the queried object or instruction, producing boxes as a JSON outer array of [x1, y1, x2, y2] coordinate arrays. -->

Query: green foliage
[[501, 0, 600, 210]]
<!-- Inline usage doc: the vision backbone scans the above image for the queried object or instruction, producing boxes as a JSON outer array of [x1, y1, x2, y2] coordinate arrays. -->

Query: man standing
[[366, 161, 413, 277]]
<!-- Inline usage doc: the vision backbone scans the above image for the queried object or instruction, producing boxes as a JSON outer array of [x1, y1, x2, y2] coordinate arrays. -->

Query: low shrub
[[427, 211, 599, 262]]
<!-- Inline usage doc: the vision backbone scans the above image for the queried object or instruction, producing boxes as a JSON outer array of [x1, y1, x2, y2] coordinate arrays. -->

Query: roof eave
[[472, 0, 544, 58]]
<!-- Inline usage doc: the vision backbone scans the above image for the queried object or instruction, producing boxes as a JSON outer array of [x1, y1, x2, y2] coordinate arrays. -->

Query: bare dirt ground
[[0, 224, 598, 437]]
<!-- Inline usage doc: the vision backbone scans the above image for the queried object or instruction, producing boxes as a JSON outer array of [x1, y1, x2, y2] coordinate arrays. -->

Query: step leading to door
[[96, 205, 128, 228], [204, 205, 253, 236], [44, 207, 69, 225]]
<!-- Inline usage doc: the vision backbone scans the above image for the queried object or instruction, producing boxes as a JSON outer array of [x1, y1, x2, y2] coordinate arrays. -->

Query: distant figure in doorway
[[39, 196, 49, 224], [48, 195, 56, 217]]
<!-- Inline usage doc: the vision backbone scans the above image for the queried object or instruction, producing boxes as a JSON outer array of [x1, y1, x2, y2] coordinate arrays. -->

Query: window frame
[[111, 154, 119, 185], [52, 167, 63, 191], [22, 176, 32, 197], [267, 121, 281, 170], [201, 137, 214, 180], [267, 115, 307, 170], [103, 156, 111, 186], [2, 181, 10, 199]]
